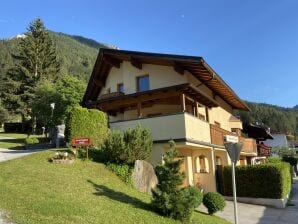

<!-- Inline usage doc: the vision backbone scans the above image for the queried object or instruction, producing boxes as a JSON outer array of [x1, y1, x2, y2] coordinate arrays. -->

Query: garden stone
[[133, 160, 158, 194]]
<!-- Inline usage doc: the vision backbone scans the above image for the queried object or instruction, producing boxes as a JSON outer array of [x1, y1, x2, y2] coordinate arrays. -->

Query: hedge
[[4, 123, 23, 133], [65, 106, 108, 147], [223, 163, 291, 199]]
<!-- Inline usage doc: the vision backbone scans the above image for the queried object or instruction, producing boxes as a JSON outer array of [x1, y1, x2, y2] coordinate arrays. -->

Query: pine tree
[[151, 141, 202, 223], [1, 18, 60, 120]]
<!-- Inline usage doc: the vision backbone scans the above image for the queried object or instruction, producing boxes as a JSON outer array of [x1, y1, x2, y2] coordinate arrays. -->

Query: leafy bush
[[223, 163, 291, 199], [101, 125, 153, 165], [267, 157, 282, 163], [24, 137, 39, 145], [282, 156, 298, 166], [65, 106, 108, 147], [0, 106, 9, 125], [4, 123, 23, 133], [106, 163, 133, 184], [203, 192, 226, 215], [152, 141, 202, 223]]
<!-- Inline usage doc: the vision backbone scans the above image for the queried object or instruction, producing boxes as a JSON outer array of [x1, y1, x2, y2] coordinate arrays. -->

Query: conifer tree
[[152, 141, 202, 223], [1, 18, 60, 120]]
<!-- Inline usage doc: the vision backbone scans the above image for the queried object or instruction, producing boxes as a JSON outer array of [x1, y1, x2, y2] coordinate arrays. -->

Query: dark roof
[[83, 49, 249, 111], [243, 124, 274, 141]]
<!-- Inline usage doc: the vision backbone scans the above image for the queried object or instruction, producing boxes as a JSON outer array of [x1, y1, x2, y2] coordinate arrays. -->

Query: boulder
[[133, 160, 158, 194]]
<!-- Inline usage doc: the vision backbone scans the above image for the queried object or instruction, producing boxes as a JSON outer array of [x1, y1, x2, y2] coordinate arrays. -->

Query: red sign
[[72, 138, 91, 146]]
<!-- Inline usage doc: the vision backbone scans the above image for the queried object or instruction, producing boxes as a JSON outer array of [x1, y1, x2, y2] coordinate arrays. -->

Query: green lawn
[[0, 133, 43, 149], [0, 151, 230, 224]]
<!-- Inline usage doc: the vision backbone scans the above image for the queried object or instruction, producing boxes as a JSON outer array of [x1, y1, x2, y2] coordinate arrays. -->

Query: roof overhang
[[83, 49, 250, 111]]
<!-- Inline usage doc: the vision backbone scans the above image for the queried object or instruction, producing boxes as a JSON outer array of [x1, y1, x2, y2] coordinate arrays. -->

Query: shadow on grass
[[87, 179, 152, 211], [0, 138, 24, 150]]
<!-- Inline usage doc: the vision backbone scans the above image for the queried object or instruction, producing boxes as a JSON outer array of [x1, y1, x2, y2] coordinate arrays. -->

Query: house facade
[[82, 49, 257, 192]]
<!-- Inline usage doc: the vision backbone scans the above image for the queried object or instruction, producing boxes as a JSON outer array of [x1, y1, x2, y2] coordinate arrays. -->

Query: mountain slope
[[235, 101, 298, 135], [0, 31, 110, 81]]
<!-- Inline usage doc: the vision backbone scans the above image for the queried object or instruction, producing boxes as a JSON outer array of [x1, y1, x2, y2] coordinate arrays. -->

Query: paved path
[[0, 147, 47, 162], [199, 179, 298, 224], [0, 136, 48, 163]]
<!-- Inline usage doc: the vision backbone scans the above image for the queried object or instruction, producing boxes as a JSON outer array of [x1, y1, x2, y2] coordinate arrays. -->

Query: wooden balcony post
[[195, 101, 199, 117], [137, 102, 142, 118], [180, 94, 186, 112], [205, 107, 209, 122]]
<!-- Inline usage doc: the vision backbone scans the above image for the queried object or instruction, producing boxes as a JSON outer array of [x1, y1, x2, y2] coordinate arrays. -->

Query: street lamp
[[224, 141, 243, 224], [50, 103, 55, 120], [49, 103, 55, 143]]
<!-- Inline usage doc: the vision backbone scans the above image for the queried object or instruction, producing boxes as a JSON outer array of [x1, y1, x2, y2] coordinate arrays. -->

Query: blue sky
[[1, 0, 298, 107]]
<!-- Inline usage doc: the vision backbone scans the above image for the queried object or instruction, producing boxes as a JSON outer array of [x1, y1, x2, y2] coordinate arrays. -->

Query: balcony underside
[[85, 83, 218, 115]]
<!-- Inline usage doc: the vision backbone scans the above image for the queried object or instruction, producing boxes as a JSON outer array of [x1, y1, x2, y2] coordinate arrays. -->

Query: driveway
[[199, 179, 298, 224], [0, 136, 49, 163], [0, 148, 47, 162]]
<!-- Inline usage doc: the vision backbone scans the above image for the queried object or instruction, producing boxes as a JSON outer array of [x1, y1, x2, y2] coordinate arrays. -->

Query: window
[[136, 75, 149, 92], [194, 155, 209, 173], [215, 156, 222, 166], [117, 83, 124, 93]]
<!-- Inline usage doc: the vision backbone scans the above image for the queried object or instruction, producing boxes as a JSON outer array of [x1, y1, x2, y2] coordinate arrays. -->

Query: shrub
[[101, 130, 126, 164], [101, 125, 153, 165], [65, 106, 108, 148], [223, 163, 291, 199], [4, 123, 23, 133], [267, 157, 282, 163], [106, 163, 133, 184], [282, 156, 298, 166], [203, 192, 226, 215], [152, 141, 202, 223], [123, 125, 153, 164], [24, 137, 39, 145]]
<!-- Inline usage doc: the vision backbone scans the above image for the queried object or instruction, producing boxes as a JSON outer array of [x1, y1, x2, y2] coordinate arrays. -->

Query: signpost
[[224, 137, 242, 224], [72, 137, 92, 159]]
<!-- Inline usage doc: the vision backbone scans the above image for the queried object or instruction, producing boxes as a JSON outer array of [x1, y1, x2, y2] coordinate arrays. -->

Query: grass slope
[[0, 151, 230, 224]]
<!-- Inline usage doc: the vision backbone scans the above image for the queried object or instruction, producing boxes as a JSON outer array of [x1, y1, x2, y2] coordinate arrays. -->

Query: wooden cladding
[[257, 144, 271, 157], [210, 124, 257, 154], [210, 124, 236, 146]]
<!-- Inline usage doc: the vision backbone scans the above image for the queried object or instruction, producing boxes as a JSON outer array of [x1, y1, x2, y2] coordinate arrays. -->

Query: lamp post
[[50, 103, 55, 121], [50, 103, 55, 143], [224, 141, 243, 224]]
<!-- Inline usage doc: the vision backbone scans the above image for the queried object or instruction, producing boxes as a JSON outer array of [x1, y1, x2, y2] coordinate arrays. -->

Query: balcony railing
[[257, 144, 271, 157], [109, 112, 211, 142], [210, 124, 257, 154]]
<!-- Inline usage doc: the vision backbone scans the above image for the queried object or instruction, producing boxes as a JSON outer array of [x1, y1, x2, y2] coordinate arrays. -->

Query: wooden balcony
[[210, 124, 257, 154], [257, 143, 271, 157]]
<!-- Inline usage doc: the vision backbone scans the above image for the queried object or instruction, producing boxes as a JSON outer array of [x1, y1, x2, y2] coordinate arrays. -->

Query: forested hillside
[[235, 101, 298, 135], [0, 31, 109, 82]]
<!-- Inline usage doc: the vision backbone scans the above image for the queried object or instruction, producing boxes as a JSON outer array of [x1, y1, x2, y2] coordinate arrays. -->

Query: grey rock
[[132, 160, 158, 194]]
